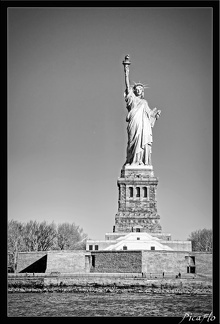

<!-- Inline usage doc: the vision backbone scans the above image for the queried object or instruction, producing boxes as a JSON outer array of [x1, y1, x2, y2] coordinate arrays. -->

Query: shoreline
[[8, 276, 212, 295], [8, 287, 212, 295]]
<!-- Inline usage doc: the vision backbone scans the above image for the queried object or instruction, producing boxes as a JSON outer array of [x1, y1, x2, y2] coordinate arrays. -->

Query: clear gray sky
[[8, 7, 212, 240]]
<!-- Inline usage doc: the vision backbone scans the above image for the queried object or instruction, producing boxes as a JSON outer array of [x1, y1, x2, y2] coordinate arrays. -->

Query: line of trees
[[8, 220, 88, 271], [188, 228, 212, 252]]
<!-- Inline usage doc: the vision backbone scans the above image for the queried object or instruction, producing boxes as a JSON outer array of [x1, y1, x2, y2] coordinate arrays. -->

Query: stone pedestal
[[113, 164, 162, 233]]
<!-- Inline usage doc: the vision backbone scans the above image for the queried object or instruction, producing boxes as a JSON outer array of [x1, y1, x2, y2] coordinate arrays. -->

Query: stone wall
[[160, 240, 192, 251], [16, 252, 47, 273], [190, 252, 212, 275], [16, 250, 212, 275], [46, 251, 89, 273], [142, 251, 212, 275], [17, 250, 89, 274], [142, 251, 190, 274], [90, 251, 142, 273]]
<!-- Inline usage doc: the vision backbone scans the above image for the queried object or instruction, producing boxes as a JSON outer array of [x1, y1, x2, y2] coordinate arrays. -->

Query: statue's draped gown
[[125, 87, 155, 165]]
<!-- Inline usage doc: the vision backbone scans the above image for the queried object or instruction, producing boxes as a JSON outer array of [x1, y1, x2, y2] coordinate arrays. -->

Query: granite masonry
[[16, 250, 212, 275]]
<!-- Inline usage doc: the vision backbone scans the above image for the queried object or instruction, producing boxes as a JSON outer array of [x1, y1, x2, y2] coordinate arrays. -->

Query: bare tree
[[22, 220, 39, 251], [22, 220, 57, 251], [36, 221, 57, 251], [188, 228, 212, 252], [8, 220, 26, 271], [57, 222, 87, 250]]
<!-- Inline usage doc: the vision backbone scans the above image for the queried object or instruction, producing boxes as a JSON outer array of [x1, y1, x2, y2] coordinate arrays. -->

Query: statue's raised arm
[[122, 55, 131, 95]]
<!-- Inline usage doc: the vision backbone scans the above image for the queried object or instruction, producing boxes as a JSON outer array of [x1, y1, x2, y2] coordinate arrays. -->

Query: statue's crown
[[133, 81, 149, 89]]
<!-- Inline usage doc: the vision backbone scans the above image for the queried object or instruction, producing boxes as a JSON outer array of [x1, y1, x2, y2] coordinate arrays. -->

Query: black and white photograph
[[6, 2, 217, 319]]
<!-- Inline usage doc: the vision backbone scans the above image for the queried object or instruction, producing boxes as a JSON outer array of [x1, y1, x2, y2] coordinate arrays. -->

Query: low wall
[[142, 251, 189, 274], [15, 250, 212, 275], [142, 251, 212, 275], [16, 250, 89, 274], [190, 252, 212, 275], [90, 251, 142, 273], [16, 252, 47, 273], [160, 241, 192, 251], [46, 251, 89, 273]]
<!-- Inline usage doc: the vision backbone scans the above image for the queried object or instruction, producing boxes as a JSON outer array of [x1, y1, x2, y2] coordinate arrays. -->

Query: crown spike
[[132, 81, 150, 89]]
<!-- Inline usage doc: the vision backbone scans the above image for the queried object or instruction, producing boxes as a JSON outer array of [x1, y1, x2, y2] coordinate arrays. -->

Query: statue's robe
[[124, 87, 156, 165]]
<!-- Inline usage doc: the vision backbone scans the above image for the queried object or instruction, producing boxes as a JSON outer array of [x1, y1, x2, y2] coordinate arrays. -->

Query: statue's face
[[134, 86, 144, 97]]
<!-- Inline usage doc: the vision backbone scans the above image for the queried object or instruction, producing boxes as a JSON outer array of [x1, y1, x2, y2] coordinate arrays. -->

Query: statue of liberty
[[122, 55, 161, 166]]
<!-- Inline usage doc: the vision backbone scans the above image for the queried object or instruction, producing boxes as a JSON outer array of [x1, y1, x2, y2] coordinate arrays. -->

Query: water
[[8, 292, 212, 317]]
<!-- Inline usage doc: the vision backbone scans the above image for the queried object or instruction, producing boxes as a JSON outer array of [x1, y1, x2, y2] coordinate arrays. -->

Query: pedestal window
[[129, 187, 133, 197], [143, 187, 147, 198]]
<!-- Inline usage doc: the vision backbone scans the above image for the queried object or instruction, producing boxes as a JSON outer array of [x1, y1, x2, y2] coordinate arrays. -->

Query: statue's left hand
[[156, 110, 161, 119], [152, 108, 161, 119]]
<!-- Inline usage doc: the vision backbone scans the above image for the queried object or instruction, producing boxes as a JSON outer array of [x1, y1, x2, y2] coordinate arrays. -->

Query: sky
[[8, 7, 212, 241]]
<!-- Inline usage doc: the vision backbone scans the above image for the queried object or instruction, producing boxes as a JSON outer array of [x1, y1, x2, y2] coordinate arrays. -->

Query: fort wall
[[16, 251, 47, 273], [90, 251, 142, 273], [15, 250, 212, 276], [46, 251, 89, 273]]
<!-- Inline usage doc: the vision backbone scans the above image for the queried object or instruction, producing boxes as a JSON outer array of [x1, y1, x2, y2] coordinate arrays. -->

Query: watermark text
[[179, 312, 216, 324]]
